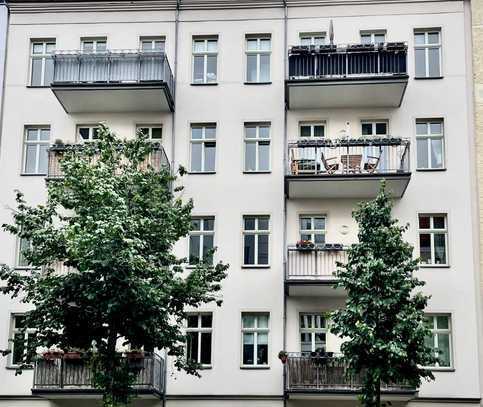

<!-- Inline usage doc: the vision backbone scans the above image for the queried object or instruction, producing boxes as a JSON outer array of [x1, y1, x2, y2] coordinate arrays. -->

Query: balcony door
[[80, 38, 108, 82], [361, 120, 389, 172], [300, 313, 327, 355], [296, 122, 326, 174]]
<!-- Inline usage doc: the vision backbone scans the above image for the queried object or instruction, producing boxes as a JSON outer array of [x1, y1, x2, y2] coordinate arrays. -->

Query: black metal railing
[[286, 245, 347, 280], [288, 137, 410, 177], [288, 42, 407, 80], [33, 353, 165, 395], [52, 49, 174, 97], [286, 354, 415, 392], [47, 143, 170, 179]]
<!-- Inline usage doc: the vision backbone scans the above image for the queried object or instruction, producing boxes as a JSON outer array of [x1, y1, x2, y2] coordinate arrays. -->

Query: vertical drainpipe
[[0, 1, 10, 158], [282, 1, 288, 406]]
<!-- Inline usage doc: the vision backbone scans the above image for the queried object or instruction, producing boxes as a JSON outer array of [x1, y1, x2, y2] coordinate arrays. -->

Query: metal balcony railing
[[33, 353, 165, 395], [286, 354, 415, 393], [52, 50, 174, 97], [288, 137, 410, 177], [286, 245, 348, 280], [288, 42, 407, 80], [47, 143, 170, 179]]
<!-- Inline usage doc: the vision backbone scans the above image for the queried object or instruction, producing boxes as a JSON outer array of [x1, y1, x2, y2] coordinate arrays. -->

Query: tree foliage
[[331, 183, 435, 407], [0, 125, 228, 406]]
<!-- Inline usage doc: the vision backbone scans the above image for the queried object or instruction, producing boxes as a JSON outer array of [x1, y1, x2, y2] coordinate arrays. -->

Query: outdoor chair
[[321, 152, 339, 174]]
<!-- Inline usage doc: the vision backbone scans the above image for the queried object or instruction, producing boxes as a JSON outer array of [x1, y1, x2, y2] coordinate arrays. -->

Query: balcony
[[47, 143, 170, 180], [286, 354, 416, 400], [286, 43, 408, 109], [32, 353, 165, 398], [285, 245, 347, 296], [51, 50, 174, 113], [286, 137, 410, 199]]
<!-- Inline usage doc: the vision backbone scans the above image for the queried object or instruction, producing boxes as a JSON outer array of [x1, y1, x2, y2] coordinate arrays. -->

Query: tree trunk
[[376, 376, 381, 407]]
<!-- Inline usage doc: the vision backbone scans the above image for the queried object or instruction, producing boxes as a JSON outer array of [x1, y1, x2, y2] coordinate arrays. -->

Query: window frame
[[139, 36, 165, 52], [9, 314, 36, 368], [299, 215, 326, 245], [424, 314, 453, 369], [360, 119, 389, 137], [299, 313, 329, 355], [241, 312, 270, 368], [414, 29, 442, 78], [192, 36, 218, 84], [22, 126, 50, 175], [299, 32, 326, 46], [76, 125, 100, 142], [245, 35, 271, 83], [189, 123, 217, 173], [80, 37, 107, 53], [243, 122, 271, 173], [418, 214, 449, 267], [242, 215, 270, 267], [415, 119, 445, 170], [360, 30, 387, 44], [188, 217, 215, 266], [29, 39, 56, 87], [299, 121, 326, 139], [136, 124, 163, 141], [185, 312, 213, 368]]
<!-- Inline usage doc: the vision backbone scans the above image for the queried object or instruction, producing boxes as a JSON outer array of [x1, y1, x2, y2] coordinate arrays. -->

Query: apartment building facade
[[0, 0, 480, 407]]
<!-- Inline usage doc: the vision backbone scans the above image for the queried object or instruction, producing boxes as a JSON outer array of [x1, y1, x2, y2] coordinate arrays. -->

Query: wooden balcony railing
[[286, 354, 415, 393], [33, 353, 165, 396]]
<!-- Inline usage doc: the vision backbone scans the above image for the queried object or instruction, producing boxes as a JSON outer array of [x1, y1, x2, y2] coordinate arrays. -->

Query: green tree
[[0, 124, 228, 407], [331, 183, 435, 407]]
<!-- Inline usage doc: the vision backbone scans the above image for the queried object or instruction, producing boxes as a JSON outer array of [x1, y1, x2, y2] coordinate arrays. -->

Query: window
[[244, 123, 270, 172], [300, 313, 328, 355], [189, 217, 214, 265], [299, 122, 325, 138], [77, 125, 99, 142], [424, 314, 452, 368], [246, 35, 271, 83], [137, 125, 162, 141], [299, 216, 326, 245], [30, 40, 55, 86], [186, 313, 213, 366], [192, 37, 218, 84], [23, 126, 49, 175], [9, 315, 36, 366], [300, 33, 325, 46], [361, 120, 388, 137], [16, 238, 31, 268], [241, 313, 269, 367], [360, 31, 386, 44], [190, 124, 216, 173], [140, 37, 165, 52], [243, 215, 269, 266], [418, 214, 448, 266], [414, 29, 441, 78], [81, 37, 107, 53], [416, 120, 444, 170]]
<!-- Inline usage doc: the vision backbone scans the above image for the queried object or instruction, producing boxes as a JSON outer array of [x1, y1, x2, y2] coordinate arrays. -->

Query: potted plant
[[63, 348, 84, 360], [278, 350, 288, 364], [42, 347, 64, 361], [296, 239, 315, 251]]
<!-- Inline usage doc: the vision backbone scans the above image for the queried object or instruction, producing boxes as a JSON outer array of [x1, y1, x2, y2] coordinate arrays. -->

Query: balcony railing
[[286, 354, 415, 393], [47, 143, 170, 179], [33, 353, 165, 396], [286, 245, 347, 281], [52, 49, 174, 97], [288, 42, 407, 80], [288, 137, 410, 177]]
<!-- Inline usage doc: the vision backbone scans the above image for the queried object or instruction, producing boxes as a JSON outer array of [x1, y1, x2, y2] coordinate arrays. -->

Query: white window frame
[[76, 125, 100, 142], [140, 36, 165, 52], [299, 121, 326, 139], [414, 29, 442, 78], [245, 35, 271, 83], [418, 214, 448, 267], [299, 313, 328, 354], [416, 119, 445, 170], [185, 312, 213, 367], [299, 215, 326, 245], [360, 30, 386, 44], [243, 123, 271, 172], [242, 215, 270, 267], [30, 40, 55, 86], [136, 125, 163, 141], [361, 120, 389, 137], [9, 314, 36, 367], [241, 312, 270, 368], [424, 314, 453, 369], [192, 36, 218, 84], [188, 217, 215, 265], [190, 124, 216, 173], [23, 126, 50, 175], [81, 37, 107, 53], [299, 32, 326, 46]]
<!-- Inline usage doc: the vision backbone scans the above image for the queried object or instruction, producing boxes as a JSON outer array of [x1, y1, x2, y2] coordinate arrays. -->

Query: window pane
[[40, 129, 50, 141], [12, 333, 25, 365], [187, 315, 199, 328], [207, 40, 217, 52], [415, 48, 426, 77], [300, 37, 311, 46], [260, 39, 271, 51], [259, 126, 270, 139], [186, 331, 198, 363], [204, 142, 216, 172], [203, 218, 215, 231], [191, 219, 201, 231], [205, 127, 216, 139], [247, 54, 257, 82], [375, 122, 387, 135], [44, 58, 54, 85], [191, 127, 203, 140], [362, 123, 373, 136], [374, 34, 385, 43], [313, 125, 324, 138], [419, 233, 432, 264], [314, 36, 325, 46], [437, 333, 450, 367], [244, 217, 256, 230], [315, 333, 326, 351], [258, 142, 270, 171], [38, 144, 48, 174], [428, 32, 440, 44], [430, 138, 443, 169], [246, 39, 258, 51], [313, 217, 325, 230], [428, 48, 440, 77], [417, 138, 429, 169], [430, 122, 442, 134], [245, 126, 257, 139], [243, 333, 254, 364], [257, 337, 268, 365], [141, 41, 152, 51], [434, 234, 447, 264], [245, 141, 257, 171], [193, 40, 205, 52], [301, 333, 312, 353], [189, 235, 200, 264], [18, 239, 30, 267], [242, 314, 255, 328], [257, 234, 269, 265], [433, 216, 445, 229], [414, 33, 426, 45], [82, 42, 94, 52], [96, 42, 107, 52], [27, 128, 38, 141], [314, 233, 325, 244], [202, 234, 214, 264], [201, 314, 212, 328], [436, 315, 449, 329], [300, 217, 312, 230], [25, 145, 37, 173], [31, 59, 43, 86], [260, 54, 270, 82], [419, 216, 430, 229], [206, 55, 217, 82], [361, 35, 371, 45], [300, 125, 311, 137], [32, 43, 44, 54], [79, 128, 90, 140], [151, 128, 162, 140], [416, 122, 428, 135], [191, 143, 202, 172], [244, 234, 255, 265], [258, 217, 269, 230], [200, 332, 212, 364], [193, 55, 204, 83], [258, 314, 269, 328]]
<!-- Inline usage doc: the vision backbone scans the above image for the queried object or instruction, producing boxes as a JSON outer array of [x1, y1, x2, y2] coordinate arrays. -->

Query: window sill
[[244, 82, 272, 85], [20, 173, 47, 177], [26, 85, 50, 89], [188, 171, 216, 175], [243, 171, 272, 174], [414, 76, 444, 80], [426, 367, 455, 372], [241, 265, 271, 269], [416, 168, 447, 172], [419, 264, 450, 269], [190, 83, 218, 86], [240, 365, 270, 370]]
